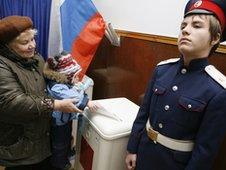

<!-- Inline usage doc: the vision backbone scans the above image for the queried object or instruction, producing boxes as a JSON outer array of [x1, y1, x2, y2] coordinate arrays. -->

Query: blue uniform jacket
[[127, 57, 226, 170]]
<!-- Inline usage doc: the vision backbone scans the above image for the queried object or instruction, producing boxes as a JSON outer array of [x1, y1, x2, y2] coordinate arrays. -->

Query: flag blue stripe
[[60, 0, 97, 51]]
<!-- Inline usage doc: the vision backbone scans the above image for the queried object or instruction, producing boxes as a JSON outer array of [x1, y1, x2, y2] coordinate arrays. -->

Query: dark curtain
[[0, 0, 52, 60]]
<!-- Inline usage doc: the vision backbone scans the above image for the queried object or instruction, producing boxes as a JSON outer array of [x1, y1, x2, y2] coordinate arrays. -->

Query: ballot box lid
[[83, 97, 139, 140]]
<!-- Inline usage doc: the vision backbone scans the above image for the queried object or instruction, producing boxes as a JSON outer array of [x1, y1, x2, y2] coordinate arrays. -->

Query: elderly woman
[[0, 16, 81, 170]]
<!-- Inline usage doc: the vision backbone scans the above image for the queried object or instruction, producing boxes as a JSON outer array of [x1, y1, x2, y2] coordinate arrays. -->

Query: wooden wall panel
[[88, 36, 181, 103], [88, 33, 226, 103]]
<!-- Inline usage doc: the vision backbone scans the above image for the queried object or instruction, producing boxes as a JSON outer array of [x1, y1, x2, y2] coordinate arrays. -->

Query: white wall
[[93, 0, 188, 38]]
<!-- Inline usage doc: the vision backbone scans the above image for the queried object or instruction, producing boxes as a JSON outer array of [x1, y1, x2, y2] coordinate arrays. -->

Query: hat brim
[[185, 9, 214, 17]]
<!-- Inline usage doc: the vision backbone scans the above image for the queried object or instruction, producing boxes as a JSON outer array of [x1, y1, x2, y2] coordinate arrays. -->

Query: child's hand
[[87, 101, 99, 112]]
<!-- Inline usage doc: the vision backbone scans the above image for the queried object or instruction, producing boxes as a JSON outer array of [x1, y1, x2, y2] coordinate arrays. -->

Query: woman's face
[[178, 15, 213, 60], [8, 29, 36, 59]]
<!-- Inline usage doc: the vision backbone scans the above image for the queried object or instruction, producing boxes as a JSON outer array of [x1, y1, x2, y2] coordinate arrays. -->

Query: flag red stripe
[[71, 13, 105, 78]]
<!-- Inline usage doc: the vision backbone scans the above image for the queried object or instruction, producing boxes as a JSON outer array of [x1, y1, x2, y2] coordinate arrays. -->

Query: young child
[[44, 51, 98, 170]]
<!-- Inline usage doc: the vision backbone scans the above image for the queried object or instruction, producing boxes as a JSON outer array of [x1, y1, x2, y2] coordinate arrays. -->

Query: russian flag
[[48, 0, 105, 77]]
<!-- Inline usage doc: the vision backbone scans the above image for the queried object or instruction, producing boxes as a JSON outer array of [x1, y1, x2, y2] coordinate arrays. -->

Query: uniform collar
[[179, 56, 209, 71]]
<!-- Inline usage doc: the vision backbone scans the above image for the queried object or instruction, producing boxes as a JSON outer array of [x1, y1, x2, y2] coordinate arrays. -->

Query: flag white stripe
[[48, 0, 64, 57]]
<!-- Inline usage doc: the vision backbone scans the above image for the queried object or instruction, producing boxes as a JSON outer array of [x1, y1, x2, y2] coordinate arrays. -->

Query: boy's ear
[[211, 33, 221, 46]]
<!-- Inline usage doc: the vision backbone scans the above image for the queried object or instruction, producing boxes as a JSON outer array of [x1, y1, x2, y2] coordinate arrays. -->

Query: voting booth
[[75, 97, 139, 170]]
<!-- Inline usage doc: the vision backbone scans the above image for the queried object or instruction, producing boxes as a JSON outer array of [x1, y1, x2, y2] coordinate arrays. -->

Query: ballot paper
[[86, 104, 122, 122], [96, 105, 122, 121]]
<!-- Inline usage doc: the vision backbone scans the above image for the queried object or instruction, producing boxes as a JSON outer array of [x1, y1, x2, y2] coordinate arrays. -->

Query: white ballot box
[[75, 97, 139, 170]]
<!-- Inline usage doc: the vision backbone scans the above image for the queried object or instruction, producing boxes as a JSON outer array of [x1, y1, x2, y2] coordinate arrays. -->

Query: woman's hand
[[54, 99, 82, 113], [125, 152, 137, 170], [87, 101, 99, 112]]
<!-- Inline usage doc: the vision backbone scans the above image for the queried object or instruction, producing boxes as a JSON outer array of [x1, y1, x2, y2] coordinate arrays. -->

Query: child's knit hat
[[47, 51, 82, 82]]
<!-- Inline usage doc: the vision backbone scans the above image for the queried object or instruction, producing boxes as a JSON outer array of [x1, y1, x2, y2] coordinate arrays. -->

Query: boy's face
[[178, 15, 213, 59], [71, 72, 80, 85]]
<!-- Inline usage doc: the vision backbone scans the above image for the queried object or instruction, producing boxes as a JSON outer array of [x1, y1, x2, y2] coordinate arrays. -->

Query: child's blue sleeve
[[49, 84, 82, 103], [48, 83, 89, 110]]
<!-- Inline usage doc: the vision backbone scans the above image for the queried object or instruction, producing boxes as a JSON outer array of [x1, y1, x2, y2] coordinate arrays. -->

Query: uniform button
[[158, 123, 163, 129], [46, 132, 50, 136], [172, 86, 178, 91], [188, 104, 192, 109], [32, 68, 35, 71], [181, 68, 187, 74], [154, 88, 158, 92], [164, 105, 170, 111]]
